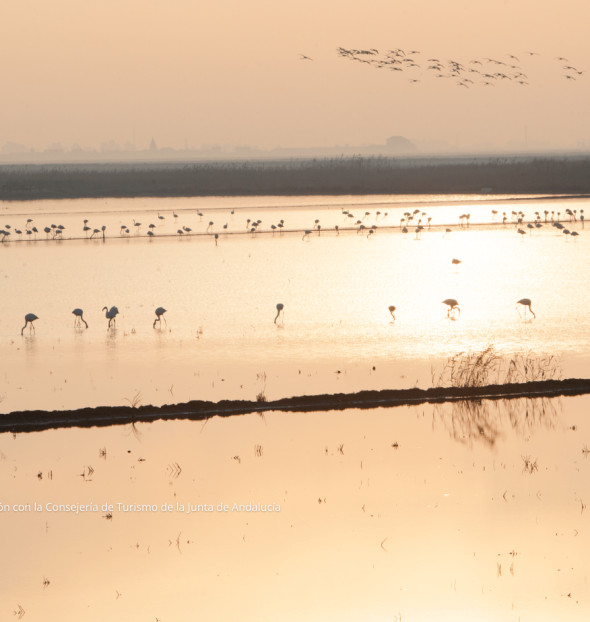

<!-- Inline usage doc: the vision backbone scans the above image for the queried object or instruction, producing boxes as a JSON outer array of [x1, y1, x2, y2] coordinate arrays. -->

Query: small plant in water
[[256, 371, 268, 402], [522, 455, 538, 474], [123, 392, 143, 408]]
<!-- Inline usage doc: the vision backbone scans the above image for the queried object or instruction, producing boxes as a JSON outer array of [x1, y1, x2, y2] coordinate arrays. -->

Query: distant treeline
[[1, 155, 589, 200]]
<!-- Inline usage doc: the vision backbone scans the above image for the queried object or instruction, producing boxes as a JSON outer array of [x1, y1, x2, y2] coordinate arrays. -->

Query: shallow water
[[1, 193, 589, 413], [2, 193, 590, 620], [1, 395, 589, 621]]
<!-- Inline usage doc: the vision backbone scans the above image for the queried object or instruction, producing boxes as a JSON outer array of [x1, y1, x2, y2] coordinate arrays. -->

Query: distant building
[[385, 135, 416, 153]]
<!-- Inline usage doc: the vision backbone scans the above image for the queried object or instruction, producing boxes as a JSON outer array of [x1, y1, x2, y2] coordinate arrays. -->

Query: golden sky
[[1, 0, 589, 152]]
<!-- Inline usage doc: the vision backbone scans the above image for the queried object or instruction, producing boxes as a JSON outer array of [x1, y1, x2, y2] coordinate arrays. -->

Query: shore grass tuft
[[123, 391, 143, 408], [432, 345, 561, 389]]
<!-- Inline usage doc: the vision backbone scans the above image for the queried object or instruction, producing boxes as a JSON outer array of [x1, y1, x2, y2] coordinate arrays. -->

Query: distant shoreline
[[1, 154, 590, 200]]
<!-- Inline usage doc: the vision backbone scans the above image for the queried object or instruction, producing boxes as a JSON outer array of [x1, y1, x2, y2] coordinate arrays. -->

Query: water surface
[[1, 395, 589, 621], [1, 193, 588, 413]]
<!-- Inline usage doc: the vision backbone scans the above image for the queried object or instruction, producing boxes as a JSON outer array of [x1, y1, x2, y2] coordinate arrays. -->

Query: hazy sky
[[2, 0, 589, 152]]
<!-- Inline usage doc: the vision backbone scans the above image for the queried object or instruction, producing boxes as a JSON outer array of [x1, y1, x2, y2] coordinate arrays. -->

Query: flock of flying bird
[[335, 47, 585, 88]]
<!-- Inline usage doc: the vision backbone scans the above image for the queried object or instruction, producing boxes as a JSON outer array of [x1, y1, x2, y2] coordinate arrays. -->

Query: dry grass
[[123, 391, 143, 408], [256, 371, 268, 402], [432, 345, 561, 389]]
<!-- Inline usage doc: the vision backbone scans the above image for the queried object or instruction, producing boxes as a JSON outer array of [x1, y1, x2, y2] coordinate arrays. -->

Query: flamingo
[[72, 308, 88, 328], [388, 305, 396, 320], [21, 313, 38, 335], [516, 298, 535, 318], [153, 307, 167, 328], [274, 303, 284, 324], [102, 306, 119, 327], [442, 299, 460, 317]]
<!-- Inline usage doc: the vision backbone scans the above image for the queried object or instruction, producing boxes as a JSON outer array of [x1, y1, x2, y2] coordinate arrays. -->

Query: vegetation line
[[2, 155, 590, 199], [2, 378, 589, 434]]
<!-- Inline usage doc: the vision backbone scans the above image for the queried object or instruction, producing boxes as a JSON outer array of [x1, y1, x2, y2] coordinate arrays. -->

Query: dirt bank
[[2, 378, 589, 434]]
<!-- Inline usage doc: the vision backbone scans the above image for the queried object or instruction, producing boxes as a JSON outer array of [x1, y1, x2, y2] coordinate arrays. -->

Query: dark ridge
[[2, 378, 589, 434], [1, 155, 590, 200]]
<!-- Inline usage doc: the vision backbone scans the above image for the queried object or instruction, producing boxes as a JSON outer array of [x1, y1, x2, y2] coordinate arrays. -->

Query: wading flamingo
[[516, 298, 535, 318], [21, 313, 38, 335], [102, 306, 119, 327], [153, 307, 167, 328], [442, 299, 460, 317], [72, 308, 88, 328], [274, 303, 284, 324]]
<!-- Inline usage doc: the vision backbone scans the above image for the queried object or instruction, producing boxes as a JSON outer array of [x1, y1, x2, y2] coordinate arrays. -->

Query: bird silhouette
[[388, 305, 396, 320], [153, 307, 167, 328], [102, 306, 119, 327], [21, 313, 38, 335], [72, 308, 88, 328], [442, 299, 460, 317], [516, 298, 535, 318], [451, 258, 462, 265], [274, 303, 284, 324]]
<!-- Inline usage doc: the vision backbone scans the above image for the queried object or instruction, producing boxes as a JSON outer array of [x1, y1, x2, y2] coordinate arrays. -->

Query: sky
[[1, 0, 589, 154]]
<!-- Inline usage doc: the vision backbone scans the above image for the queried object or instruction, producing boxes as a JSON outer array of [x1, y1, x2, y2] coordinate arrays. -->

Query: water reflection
[[1, 396, 589, 620], [436, 396, 560, 446], [22, 334, 38, 354], [105, 327, 118, 349]]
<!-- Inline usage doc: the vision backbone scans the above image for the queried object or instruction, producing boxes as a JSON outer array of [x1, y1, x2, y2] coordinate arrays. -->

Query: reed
[[2, 155, 590, 200], [432, 345, 561, 388], [123, 391, 143, 408]]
